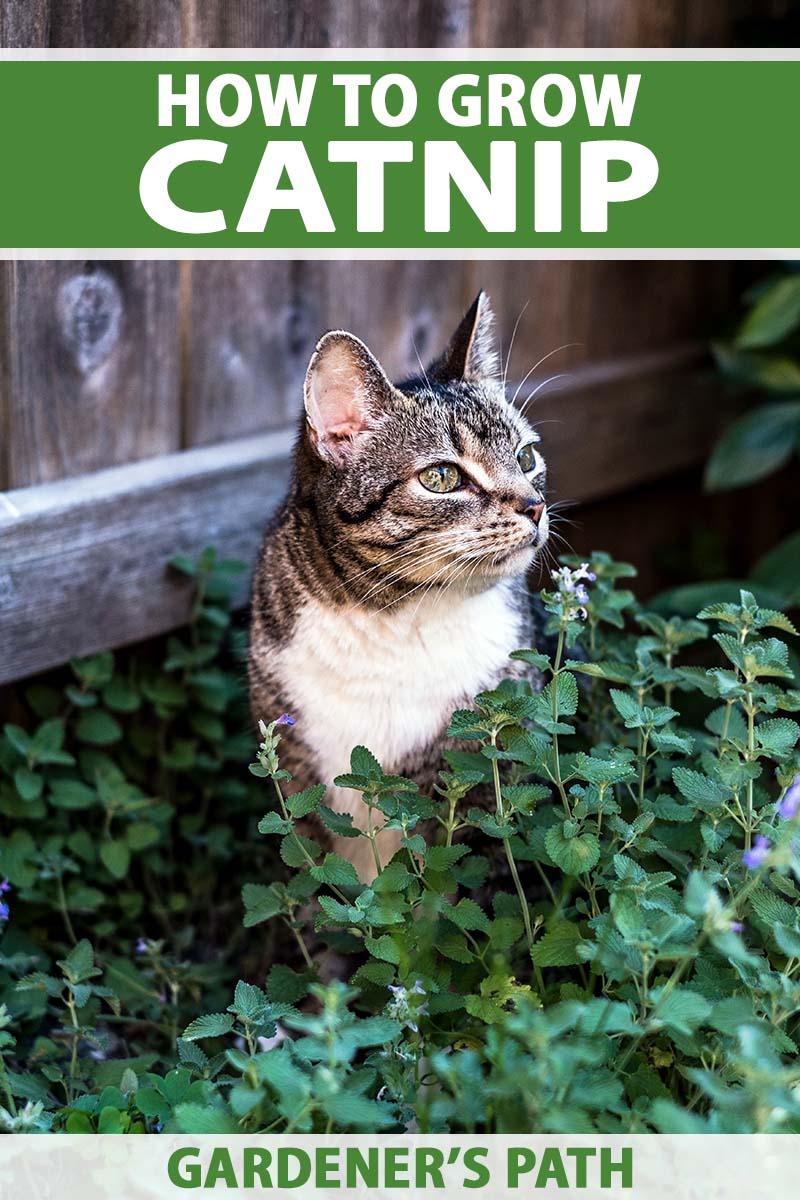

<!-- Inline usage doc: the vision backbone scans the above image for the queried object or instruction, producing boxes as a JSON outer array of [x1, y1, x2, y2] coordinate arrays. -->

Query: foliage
[[708, 268, 800, 604], [1, 552, 800, 1134]]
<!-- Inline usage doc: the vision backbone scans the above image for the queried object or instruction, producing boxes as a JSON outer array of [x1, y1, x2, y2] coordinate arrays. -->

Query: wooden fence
[[0, 258, 746, 683], [2, 0, 794, 684]]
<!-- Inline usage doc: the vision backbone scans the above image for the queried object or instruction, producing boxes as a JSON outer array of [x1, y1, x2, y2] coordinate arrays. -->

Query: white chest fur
[[278, 582, 525, 793]]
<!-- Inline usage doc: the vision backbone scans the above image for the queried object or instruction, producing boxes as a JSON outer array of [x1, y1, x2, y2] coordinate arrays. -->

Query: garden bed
[[1, 549, 799, 1134]]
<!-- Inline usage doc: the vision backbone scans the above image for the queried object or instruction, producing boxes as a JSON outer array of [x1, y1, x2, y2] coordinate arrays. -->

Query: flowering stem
[[271, 777, 351, 906], [550, 629, 571, 818]]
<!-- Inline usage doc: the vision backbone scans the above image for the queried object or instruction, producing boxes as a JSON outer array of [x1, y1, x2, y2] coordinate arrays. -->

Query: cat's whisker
[[509, 341, 580, 409], [411, 336, 432, 391], [519, 372, 571, 416], [502, 299, 530, 394]]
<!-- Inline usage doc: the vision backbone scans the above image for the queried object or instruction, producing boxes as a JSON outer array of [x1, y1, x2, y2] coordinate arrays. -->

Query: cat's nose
[[519, 496, 545, 525]]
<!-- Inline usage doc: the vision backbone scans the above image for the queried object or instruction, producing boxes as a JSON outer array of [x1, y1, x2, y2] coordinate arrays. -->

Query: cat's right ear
[[427, 290, 499, 384], [303, 331, 394, 461]]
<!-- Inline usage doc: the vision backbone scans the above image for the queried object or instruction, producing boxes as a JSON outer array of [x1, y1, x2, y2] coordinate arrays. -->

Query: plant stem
[[366, 803, 382, 877], [490, 736, 534, 954], [56, 872, 77, 945], [549, 629, 572, 817]]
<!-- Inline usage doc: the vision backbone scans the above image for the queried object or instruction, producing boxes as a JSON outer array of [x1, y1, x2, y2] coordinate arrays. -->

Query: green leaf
[[756, 718, 799, 758], [257, 811, 293, 836], [773, 923, 800, 958], [241, 883, 284, 927], [672, 767, 729, 812], [58, 939, 97, 984], [30, 718, 69, 763], [363, 935, 401, 964], [280, 834, 321, 868], [310, 854, 361, 890], [609, 689, 642, 725], [531, 920, 584, 966], [651, 986, 712, 1035], [749, 887, 797, 928], [266, 965, 311, 1005], [75, 710, 123, 746], [545, 824, 600, 876], [573, 753, 635, 787], [425, 845, 469, 873], [318, 805, 361, 838], [735, 275, 800, 348], [541, 671, 579, 719], [172, 1103, 240, 1134], [350, 745, 382, 778], [444, 897, 491, 934], [102, 677, 141, 714], [713, 341, 800, 392], [321, 1091, 395, 1129], [705, 402, 800, 491], [100, 839, 131, 880], [285, 785, 326, 818], [181, 1013, 235, 1041], [14, 767, 42, 802], [49, 779, 96, 810], [751, 531, 800, 604]]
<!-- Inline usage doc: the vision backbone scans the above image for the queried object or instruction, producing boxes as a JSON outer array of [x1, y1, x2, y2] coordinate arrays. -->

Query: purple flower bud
[[0, 878, 10, 894], [275, 714, 295, 727], [135, 937, 147, 954], [0, 901, 9, 922], [778, 776, 800, 821], [730, 920, 744, 934], [587, 572, 597, 582], [742, 835, 771, 870]]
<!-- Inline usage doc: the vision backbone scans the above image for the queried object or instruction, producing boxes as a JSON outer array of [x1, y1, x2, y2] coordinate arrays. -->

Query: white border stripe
[[2, 249, 798, 261], [0, 48, 797, 61]]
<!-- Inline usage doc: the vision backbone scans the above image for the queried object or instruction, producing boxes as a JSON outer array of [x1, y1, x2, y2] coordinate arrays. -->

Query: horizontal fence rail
[[0, 347, 744, 684]]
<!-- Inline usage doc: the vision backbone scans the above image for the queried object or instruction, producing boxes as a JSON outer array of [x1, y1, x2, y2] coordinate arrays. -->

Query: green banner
[[0, 58, 797, 249]]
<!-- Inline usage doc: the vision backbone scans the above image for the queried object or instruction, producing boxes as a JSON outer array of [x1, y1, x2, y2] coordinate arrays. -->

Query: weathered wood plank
[[0, 432, 293, 684], [184, 262, 470, 445], [0, 0, 181, 46], [183, 0, 472, 48], [1, 263, 182, 488], [0, 358, 743, 683]]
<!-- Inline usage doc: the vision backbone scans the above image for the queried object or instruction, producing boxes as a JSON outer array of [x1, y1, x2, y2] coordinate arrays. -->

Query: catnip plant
[[0, 552, 798, 1134]]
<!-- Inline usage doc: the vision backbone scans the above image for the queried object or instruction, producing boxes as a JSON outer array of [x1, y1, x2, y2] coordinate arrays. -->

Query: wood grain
[[0, 432, 293, 684], [0, 360, 743, 683], [184, 261, 471, 445], [0, 0, 181, 46], [0, 262, 181, 488]]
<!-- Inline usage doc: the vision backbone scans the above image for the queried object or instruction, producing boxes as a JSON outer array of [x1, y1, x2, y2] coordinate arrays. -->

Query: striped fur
[[249, 293, 549, 879]]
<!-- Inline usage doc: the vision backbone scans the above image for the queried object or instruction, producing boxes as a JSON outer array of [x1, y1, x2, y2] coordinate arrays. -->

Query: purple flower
[[778, 775, 800, 821], [742, 835, 771, 870], [587, 572, 597, 582], [275, 714, 295, 727], [135, 937, 147, 954], [0, 901, 9, 922], [575, 584, 590, 604], [730, 920, 744, 934], [0, 879, 9, 894]]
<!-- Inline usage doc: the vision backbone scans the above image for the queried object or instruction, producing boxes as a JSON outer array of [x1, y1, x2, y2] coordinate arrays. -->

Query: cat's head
[[295, 292, 549, 608]]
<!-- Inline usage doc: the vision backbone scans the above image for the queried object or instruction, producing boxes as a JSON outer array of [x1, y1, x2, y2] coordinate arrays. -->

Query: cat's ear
[[428, 290, 498, 384], [303, 330, 393, 459]]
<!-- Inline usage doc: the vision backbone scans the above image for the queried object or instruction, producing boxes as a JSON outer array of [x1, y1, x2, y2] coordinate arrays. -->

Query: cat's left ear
[[303, 330, 394, 460], [427, 290, 499, 384]]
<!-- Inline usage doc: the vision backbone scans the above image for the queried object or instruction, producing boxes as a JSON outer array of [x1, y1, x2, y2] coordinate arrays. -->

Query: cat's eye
[[517, 443, 537, 473], [418, 463, 462, 493]]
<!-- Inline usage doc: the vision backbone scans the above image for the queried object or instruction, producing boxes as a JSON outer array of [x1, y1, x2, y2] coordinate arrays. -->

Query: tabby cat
[[249, 292, 550, 880]]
